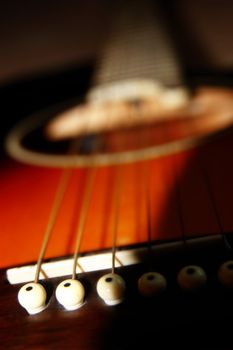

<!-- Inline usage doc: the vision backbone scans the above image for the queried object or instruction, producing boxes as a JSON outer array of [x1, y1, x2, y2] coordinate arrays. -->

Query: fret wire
[[34, 167, 72, 283], [111, 166, 122, 274], [93, 0, 183, 87], [71, 167, 96, 280]]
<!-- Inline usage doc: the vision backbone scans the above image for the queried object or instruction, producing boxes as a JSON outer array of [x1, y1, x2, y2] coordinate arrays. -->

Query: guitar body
[[1, 78, 233, 349], [1, 4, 233, 340]]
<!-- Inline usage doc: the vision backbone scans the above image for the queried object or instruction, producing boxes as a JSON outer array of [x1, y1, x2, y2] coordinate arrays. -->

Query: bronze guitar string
[[34, 167, 72, 283], [111, 166, 123, 274], [71, 167, 96, 279]]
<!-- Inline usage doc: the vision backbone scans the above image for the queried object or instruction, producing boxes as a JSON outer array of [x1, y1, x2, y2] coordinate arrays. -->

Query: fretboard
[[92, 0, 183, 88]]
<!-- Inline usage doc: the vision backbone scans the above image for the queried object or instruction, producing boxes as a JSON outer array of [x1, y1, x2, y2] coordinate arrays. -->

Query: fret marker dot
[[97, 273, 126, 305], [138, 272, 167, 297], [56, 279, 85, 311], [18, 282, 47, 315]]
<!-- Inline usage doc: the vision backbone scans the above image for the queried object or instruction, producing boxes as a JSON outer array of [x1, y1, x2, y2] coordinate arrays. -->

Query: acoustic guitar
[[1, 1, 233, 349]]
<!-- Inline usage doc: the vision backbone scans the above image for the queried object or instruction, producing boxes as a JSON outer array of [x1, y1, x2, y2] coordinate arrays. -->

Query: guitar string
[[143, 161, 153, 267], [138, 119, 153, 265], [172, 157, 186, 246], [27, 0, 226, 285], [198, 153, 224, 236], [133, 110, 154, 267], [34, 167, 72, 283], [199, 159, 224, 235], [172, 149, 224, 248], [111, 165, 122, 274], [34, 140, 82, 283], [195, 153, 232, 273], [69, 99, 124, 278], [31, 128, 224, 284], [71, 166, 96, 279]]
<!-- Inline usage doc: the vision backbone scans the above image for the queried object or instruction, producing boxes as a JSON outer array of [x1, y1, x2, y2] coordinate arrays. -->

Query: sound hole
[[26, 286, 33, 291], [6, 87, 233, 169], [20, 102, 213, 157]]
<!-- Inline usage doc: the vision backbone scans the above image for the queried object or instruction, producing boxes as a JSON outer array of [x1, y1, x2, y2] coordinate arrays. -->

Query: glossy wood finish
[[2, 124, 233, 349], [1, 46, 233, 347], [1, 126, 233, 268]]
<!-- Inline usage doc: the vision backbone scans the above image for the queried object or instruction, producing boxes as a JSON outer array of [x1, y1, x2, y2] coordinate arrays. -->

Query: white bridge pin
[[96, 273, 126, 305], [177, 265, 207, 291], [218, 260, 233, 288], [138, 272, 167, 297], [18, 282, 47, 315], [55, 279, 85, 311]]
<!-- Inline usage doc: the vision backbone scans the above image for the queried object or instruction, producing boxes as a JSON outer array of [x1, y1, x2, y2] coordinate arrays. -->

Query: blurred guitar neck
[[92, 0, 184, 88]]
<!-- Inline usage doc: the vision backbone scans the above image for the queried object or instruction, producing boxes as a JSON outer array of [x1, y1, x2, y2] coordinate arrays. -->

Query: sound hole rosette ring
[[4, 100, 229, 168]]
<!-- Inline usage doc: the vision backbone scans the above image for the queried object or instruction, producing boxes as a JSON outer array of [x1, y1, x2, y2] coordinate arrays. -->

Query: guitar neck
[[92, 0, 184, 88]]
